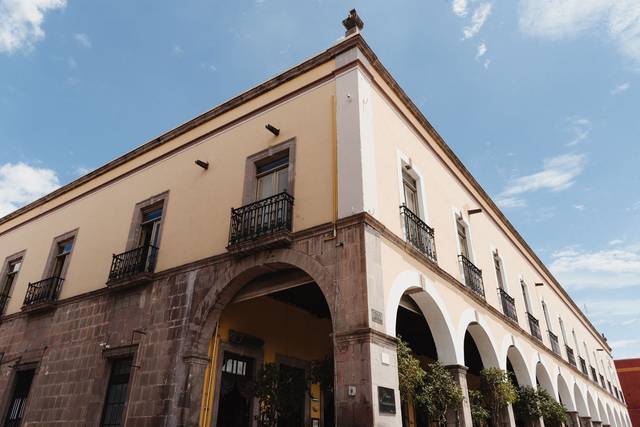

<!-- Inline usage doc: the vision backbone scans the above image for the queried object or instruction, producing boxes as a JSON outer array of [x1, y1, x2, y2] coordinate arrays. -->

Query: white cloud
[[475, 41, 487, 60], [495, 153, 586, 208], [463, 3, 493, 39], [453, 0, 469, 17], [67, 56, 76, 69], [172, 44, 183, 56], [483, 59, 491, 68], [550, 243, 640, 289], [566, 116, 591, 146], [0, 0, 67, 54], [611, 81, 631, 94], [0, 162, 59, 217], [74, 165, 90, 176], [519, 0, 640, 65], [608, 239, 624, 245], [73, 32, 91, 48], [573, 204, 585, 210]]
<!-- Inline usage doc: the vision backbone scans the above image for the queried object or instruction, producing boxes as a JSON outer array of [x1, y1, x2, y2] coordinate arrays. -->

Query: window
[[100, 357, 133, 427], [51, 239, 73, 278], [559, 317, 568, 344], [0, 258, 21, 314], [256, 154, 289, 201], [4, 369, 35, 427], [456, 215, 470, 259], [493, 251, 505, 290], [542, 301, 552, 331], [402, 170, 419, 215], [139, 205, 163, 249], [520, 280, 532, 313]]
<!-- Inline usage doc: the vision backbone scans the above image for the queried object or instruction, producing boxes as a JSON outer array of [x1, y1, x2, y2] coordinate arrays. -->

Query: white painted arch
[[385, 270, 458, 365], [458, 308, 500, 369]]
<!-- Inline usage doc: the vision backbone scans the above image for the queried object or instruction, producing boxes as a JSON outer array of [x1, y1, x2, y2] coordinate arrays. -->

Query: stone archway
[[572, 383, 589, 425], [505, 343, 534, 387], [587, 390, 600, 424], [535, 361, 557, 399], [598, 398, 609, 425], [557, 373, 576, 412]]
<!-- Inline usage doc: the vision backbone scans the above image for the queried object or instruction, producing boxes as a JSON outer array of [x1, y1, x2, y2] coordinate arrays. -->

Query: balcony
[[458, 254, 484, 297], [591, 366, 598, 383], [499, 288, 517, 322], [579, 357, 588, 376], [22, 276, 64, 312], [227, 192, 294, 255], [107, 244, 158, 289], [0, 293, 9, 317], [600, 374, 606, 389], [548, 331, 561, 355], [400, 205, 437, 263], [565, 345, 576, 366], [527, 312, 543, 341]]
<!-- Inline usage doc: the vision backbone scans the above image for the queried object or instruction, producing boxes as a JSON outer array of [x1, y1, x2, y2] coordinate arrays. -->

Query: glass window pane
[[143, 207, 163, 222], [276, 169, 288, 194], [257, 174, 274, 200]]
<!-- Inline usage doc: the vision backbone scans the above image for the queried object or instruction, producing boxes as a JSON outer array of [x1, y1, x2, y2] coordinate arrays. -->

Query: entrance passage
[[217, 353, 255, 427], [4, 369, 35, 427], [200, 267, 334, 427]]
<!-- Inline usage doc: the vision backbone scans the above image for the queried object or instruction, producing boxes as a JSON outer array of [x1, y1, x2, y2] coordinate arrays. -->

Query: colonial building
[[0, 11, 631, 427]]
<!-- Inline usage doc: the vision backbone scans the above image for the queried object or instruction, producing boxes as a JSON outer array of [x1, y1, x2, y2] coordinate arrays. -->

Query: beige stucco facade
[[0, 30, 631, 427]]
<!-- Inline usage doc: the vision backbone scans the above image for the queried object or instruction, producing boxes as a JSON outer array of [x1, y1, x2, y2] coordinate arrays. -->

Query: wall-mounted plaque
[[378, 386, 396, 414]]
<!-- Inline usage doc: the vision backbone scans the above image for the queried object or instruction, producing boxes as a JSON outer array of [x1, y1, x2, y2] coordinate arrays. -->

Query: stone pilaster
[[566, 411, 580, 427], [591, 421, 602, 427], [334, 328, 402, 427], [580, 416, 593, 427], [445, 365, 473, 427]]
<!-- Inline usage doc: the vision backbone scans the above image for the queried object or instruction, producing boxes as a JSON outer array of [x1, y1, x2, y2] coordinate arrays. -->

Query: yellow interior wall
[[218, 295, 333, 364]]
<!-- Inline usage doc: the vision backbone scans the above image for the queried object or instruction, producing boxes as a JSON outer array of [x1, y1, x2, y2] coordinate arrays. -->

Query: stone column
[[504, 404, 516, 427], [178, 352, 211, 427], [445, 365, 473, 427], [591, 421, 602, 427], [579, 416, 593, 427], [334, 328, 402, 427], [566, 411, 580, 427]]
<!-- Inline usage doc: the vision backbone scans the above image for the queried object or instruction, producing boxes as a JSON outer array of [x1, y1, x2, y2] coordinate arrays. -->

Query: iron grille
[[499, 288, 517, 322], [108, 244, 158, 282], [549, 331, 561, 355], [400, 205, 437, 262], [458, 254, 484, 297], [228, 192, 293, 246], [579, 357, 588, 376], [565, 345, 576, 366], [527, 312, 543, 341], [23, 276, 64, 306]]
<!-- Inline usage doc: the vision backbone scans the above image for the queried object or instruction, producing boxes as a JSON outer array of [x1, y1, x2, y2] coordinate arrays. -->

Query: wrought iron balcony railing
[[228, 192, 294, 246], [591, 366, 598, 383], [548, 331, 561, 355], [458, 254, 484, 297], [0, 293, 9, 316], [566, 345, 576, 366], [527, 312, 543, 341], [108, 244, 159, 283], [400, 205, 437, 262], [23, 276, 64, 307], [600, 374, 606, 389], [499, 288, 517, 322], [579, 357, 588, 376]]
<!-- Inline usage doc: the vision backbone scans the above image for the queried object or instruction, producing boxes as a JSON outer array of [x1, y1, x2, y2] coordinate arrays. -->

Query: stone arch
[[535, 360, 557, 398], [191, 248, 336, 357], [573, 383, 588, 417], [385, 270, 458, 364], [598, 398, 609, 425], [458, 310, 500, 368], [557, 373, 576, 411], [503, 341, 534, 386], [587, 390, 600, 422]]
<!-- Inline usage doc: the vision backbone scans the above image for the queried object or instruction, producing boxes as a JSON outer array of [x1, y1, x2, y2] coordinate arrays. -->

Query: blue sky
[[1, 0, 639, 358]]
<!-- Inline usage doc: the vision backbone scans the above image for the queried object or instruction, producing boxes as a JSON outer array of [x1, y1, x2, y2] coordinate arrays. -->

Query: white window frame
[[396, 150, 429, 223], [491, 248, 509, 293]]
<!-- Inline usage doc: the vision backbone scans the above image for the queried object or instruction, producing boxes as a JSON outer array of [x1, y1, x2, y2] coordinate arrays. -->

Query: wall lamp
[[194, 160, 209, 170], [535, 282, 544, 287], [467, 208, 482, 215], [265, 124, 280, 136]]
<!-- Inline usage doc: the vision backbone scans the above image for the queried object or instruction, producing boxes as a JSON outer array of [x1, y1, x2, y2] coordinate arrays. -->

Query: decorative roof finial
[[342, 9, 364, 36]]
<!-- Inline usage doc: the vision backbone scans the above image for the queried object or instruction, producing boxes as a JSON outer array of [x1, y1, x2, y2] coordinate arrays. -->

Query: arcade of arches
[[185, 240, 627, 427]]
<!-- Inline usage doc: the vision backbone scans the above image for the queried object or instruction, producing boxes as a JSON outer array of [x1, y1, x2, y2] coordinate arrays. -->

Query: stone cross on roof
[[342, 9, 364, 36]]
